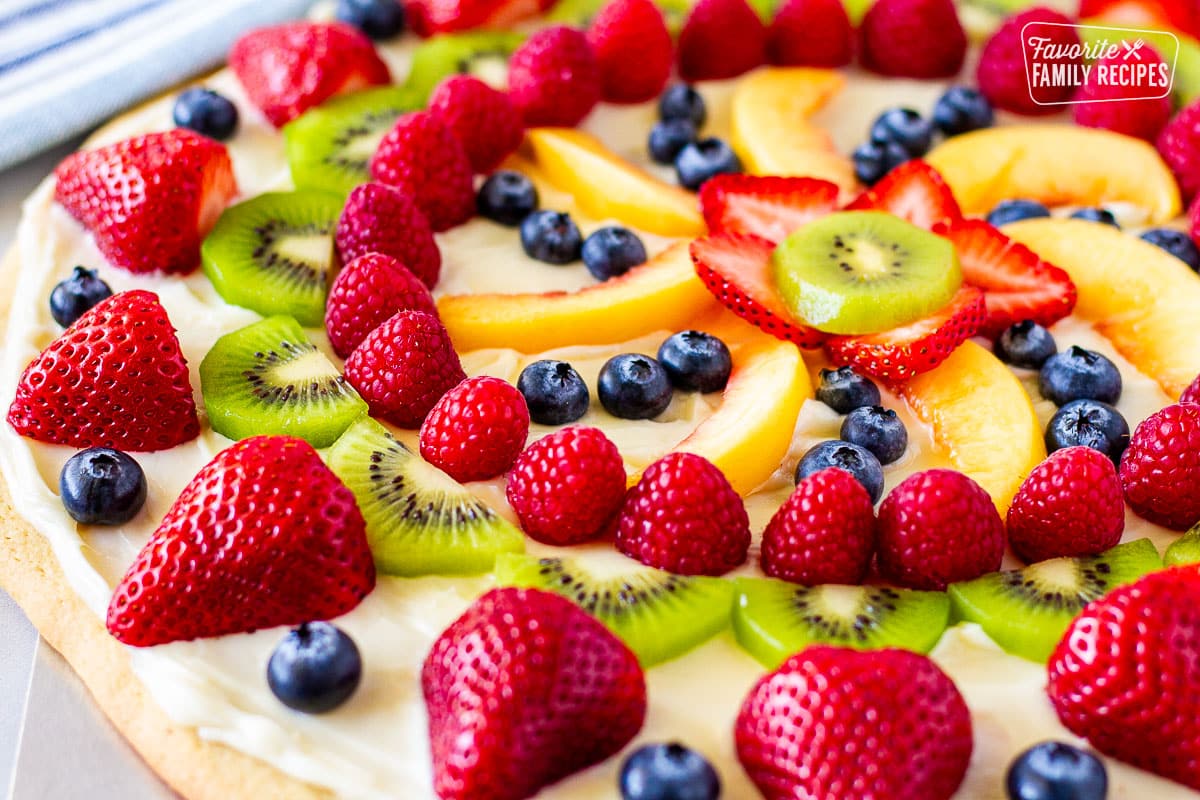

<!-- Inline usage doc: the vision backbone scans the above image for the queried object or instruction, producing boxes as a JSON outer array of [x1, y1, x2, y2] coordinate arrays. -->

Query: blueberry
[[1070, 207, 1119, 228], [49, 266, 112, 328], [869, 107, 934, 157], [1039, 346, 1122, 406], [517, 360, 590, 425], [1140, 227, 1200, 271], [1046, 399, 1130, 465], [1006, 741, 1108, 800], [795, 440, 885, 504], [59, 447, 147, 525], [675, 138, 741, 191], [582, 226, 647, 281], [987, 199, 1051, 227], [852, 139, 910, 186], [658, 84, 706, 128], [267, 623, 362, 714], [335, 0, 406, 38], [172, 87, 238, 141], [649, 118, 698, 165], [815, 366, 881, 414], [657, 330, 732, 393], [840, 406, 908, 465], [932, 85, 994, 137], [619, 742, 721, 800], [598, 354, 674, 420], [520, 210, 583, 264], [477, 170, 538, 226], [994, 320, 1058, 369]]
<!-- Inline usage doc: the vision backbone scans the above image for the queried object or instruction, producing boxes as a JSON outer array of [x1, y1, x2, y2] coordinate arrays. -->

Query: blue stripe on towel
[[0, 0, 85, 29], [0, 0, 173, 75]]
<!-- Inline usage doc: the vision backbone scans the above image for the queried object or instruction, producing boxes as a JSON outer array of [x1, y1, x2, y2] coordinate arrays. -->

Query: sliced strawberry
[[933, 218, 1077, 338], [845, 160, 962, 229], [700, 174, 840, 242], [825, 286, 986, 381], [689, 233, 828, 348]]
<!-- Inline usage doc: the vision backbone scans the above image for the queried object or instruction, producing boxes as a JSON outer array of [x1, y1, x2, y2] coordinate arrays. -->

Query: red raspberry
[[767, 0, 854, 68], [420, 376, 530, 483], [677, 0, 766, 81], [587, 0, 673, 104], [335, 182, 441, 288], [1119, 403, 1200, 530], [506, 426, 627, 546], [1158, 99, 1200, 202], [860, 0, 966, 79], [1073, 46, 1173, 142], [507, 26, 601, 127], [877, 469, 1005, 590], [977, 8, 1079, 115], [325, 253, 437, 359], [1006, 447, 1124, 563], [343, 310, 467, 428], [1182, 372, 1200, 404], [616, 452, 749, 575], [428, 76, 524, 173], [760, 467, 876, 585], [370, 110, 475, 232]]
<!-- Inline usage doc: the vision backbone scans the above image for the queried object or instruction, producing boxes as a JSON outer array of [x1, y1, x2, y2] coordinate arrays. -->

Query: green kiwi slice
[[1165, 524, 1200, 566], [495, 553, 735, 667], [326, 416, 524, 576], [202, 191, 342, 327], [948, 538, 1163, 663], [404, 30, 526, 103], [732, 577, 951, 668], [771, 211, 962, 335], [199, 315, 367, 448]]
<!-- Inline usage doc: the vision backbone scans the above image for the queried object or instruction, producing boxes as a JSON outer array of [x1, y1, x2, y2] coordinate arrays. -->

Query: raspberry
[[977, 8, 1079, 115], [677, 0, 766, 81], [1182, 372, 1200, 404], [1158, 99, 1200, 202], [325, 253, 438, 359], [370, 110, 475, 232], [507, 26, 601, 127], [335, 182, 441, 288], [1072, 46, 1173, 142], [1119, 403, 1200, 530], [587, 0, 673, 103], [428, 76, 524, 173], [767, 0, 854, 68], [860, 0, 966, 79], [420, 376, 530, 483]]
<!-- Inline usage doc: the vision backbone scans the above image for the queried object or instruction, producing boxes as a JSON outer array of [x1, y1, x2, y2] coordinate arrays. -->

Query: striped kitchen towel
[[0, 0, 314, 170]]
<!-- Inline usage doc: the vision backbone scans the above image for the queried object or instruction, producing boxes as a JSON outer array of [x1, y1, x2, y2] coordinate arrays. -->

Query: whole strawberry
[[106, 436, 375, 646], [1158, 99, 1200, 202], [860, 0, 966, 79], [54, 130, 236, 275], [767, 0, 854, 68], [1048, 565, 1200, 791], [977, 8, 1079, 115], [7, 291, 200, 452], [420, 376, 530, 482], [1120, 403, 1200, 530], [370, 110, 476, 231], [587, 0, 673, 103], [334, 182, 441, 288], [508, 26, 601, 127], [1182, 372, 1200, 404], [325, 253, 438, 359], [616, 452, 750, 575], [406, 0, 551, 36], [736, 646, 973, 800], [677, 0, 767, 81], [877, 469, 1005, 589], [344, 310, 467, 428], [761, 467, 876, 585], [1007, 447, 1125, 563], [1073, 46, 1173, 142], [428, 76, 524, 172], [506, 426, 627, 546], [422, 587, 647, 800]]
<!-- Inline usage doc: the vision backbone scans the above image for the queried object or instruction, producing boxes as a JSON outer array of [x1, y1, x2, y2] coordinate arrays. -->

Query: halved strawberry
[[933, 218, 1077, 338], [690, 233, 828, 348], [700, 174, 841, 242], [825, 286, 985, 381], [845, 160, 962, 229]]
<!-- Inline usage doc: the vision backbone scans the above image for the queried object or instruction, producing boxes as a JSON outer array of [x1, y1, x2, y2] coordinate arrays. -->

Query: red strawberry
[[422, 587, 646, 800], [845, 160, 962, 229], [689, 234, 828, 348], [334, 182, 441, 288], [419, 376, 530, 482], [7, 291, 199, 452], [106, 436, 375, 647], [54, 130, 236, 275], [506, 426, 627, 546], [1157, 99, 1200, 202], [325, 253, 438, 359], [428, 76, 524, 173], [699, 174, 840, 243], [677, 0, 767, 81], [1073, 45, 1173, 141], [1182, 372, 1200, 404], [933, 217, 1077, 338], [616, 452, 750, 575], [370, 111, 475, 232], [860, 0, 966, 78], [761, 467, 876, 585], [406, 0, 549, 36], [507, 26, 602, 127], [1048, 565, 1200, 791], [229, 22, 390, 127], [1192, 194, 1200, 243], [1119, 403, 1200, 530], [587, 0, 673, 103], [767, 0, 854, 67], [977, 8, 1080, 115], [1079, 0, 1200, 39], [344, 310, 467, 428], [736, 646, 973, 800], [824, 286, 986, 381], [876, 468, 1005, 590]]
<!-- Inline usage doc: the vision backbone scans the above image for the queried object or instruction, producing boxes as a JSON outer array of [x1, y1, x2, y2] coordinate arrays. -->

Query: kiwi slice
[[1165, 524, 1200, 566], [326, 416, 524, 576], [771, 211, 962, 335], [202, 191, 342, 327], [403, 31, 526, 103], [495, 553, 735, 667], [948, 538, 1163, 663], [732, 577, 951, 669], [199, 315, 367, 448], [549, 0, 693, 27]]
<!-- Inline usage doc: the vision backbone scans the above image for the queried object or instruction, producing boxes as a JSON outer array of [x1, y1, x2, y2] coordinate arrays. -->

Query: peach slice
[[925, 126, 1182, 223]]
